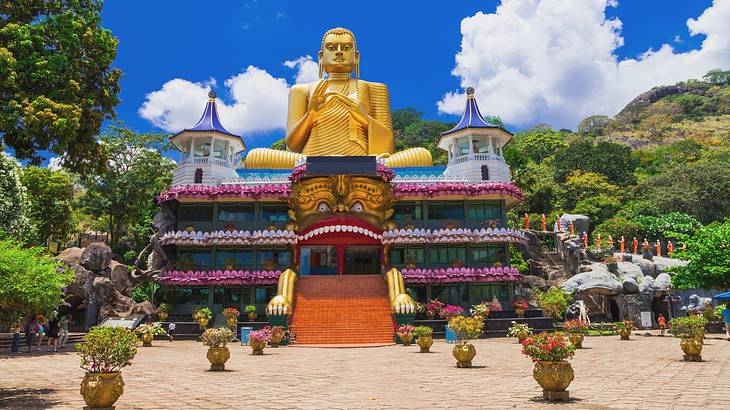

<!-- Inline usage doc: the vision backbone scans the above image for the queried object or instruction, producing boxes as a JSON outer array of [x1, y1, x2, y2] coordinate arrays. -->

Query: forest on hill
[[390, 70, 730, 245]]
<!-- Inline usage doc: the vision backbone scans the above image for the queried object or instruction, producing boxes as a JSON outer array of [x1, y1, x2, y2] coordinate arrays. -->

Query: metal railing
[[448, 153, 504, 165]]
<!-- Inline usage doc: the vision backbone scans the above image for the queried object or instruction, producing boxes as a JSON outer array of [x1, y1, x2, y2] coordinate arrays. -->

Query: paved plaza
[[2, 335, 730, 409]]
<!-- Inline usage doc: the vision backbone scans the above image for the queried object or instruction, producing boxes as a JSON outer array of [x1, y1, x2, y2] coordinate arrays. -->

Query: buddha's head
[[319, 27, 359, 78]]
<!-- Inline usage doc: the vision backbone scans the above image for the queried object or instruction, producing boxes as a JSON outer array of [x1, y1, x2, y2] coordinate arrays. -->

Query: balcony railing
[[448, 153, 504, 165], [179, 156, 230, 167]]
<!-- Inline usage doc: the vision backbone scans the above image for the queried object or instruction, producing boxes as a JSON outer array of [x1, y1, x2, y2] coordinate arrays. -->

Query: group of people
[[10, 313, 72, 353]]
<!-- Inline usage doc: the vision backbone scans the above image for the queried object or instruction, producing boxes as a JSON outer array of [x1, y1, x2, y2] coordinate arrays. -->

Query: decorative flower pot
[[248, 312, 257, 322], [400, 334, 413, 346], [227, 317, 237, 327], [425, 311, 435, 320], [158, 311, 169, 321], [192, 311, 200, 320], [516, 330, 530, 343], [533, 361, 574, 401], [568, 332, 584, 348], [417, 335, 433, 353], [270, 334, 283, 347], [207, 347, 230, 371], [250, 340, 266, 355], [619, 328, 631, 340], [515, 308, 525, 318], [680, 338, 703, 362], [197, 318, 209, 329], [80, 372, 124, 409], [142, 332, 153, 347], [452, 343, 476, 368]]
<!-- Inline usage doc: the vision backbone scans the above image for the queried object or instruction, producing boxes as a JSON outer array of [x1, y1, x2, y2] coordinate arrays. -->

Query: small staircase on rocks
[[289, 275, 395, 345]]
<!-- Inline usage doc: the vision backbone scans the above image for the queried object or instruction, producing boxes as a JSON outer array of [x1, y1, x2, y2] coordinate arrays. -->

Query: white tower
[[438, 88, 513, 182], [169, 90, 246, 186]]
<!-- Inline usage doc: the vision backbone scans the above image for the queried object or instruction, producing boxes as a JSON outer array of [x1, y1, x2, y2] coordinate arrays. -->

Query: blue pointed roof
[[172, 90, 241, 139], [441, 87, 503, 136]]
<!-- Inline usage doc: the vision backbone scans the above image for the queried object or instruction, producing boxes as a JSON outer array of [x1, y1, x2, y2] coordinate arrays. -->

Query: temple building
[[153, 28, 527, 344]]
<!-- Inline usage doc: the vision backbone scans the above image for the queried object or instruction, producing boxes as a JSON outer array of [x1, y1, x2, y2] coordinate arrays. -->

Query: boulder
[[629, 256, 656, 277], [559, 214, 590, 235], [579, 265, 593, 273], [521, 275, 548, 290], [562, 263, 622, 294], [622, 277, 639, 294], [653, 256, 688, 274], [615, 293, 654, 327], [79, 242, 112, 272], [654, 273, 673, 291], [63, 262, 94, 307], [110, 261, 133, 297], [99, 287, 137, 320], [130, 301, 157, 317], [57, 247, 84, 265]]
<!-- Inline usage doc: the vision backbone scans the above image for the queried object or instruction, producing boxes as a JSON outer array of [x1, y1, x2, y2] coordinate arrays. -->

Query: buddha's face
[[319, 33, 359, 75]]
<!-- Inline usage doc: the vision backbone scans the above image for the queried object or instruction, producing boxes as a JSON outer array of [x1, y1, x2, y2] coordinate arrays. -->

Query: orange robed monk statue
[[245, 27, 432, 169]]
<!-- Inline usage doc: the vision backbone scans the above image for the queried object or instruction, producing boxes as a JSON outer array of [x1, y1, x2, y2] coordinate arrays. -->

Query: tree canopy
[[0, 0, 121, 175], [0, 152, 30, 238], [21, 166, 77, 247], [672, 219, 730, 290]]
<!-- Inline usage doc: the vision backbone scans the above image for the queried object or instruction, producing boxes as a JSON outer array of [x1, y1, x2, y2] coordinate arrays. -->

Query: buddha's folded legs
[[244, 147, 433, 169]]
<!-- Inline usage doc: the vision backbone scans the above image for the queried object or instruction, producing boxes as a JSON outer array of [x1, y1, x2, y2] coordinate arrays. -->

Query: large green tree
[[672, 219, 730, 290], [21, 166, 77, 247], [552, 138, 638, 185], [80, 126, 174, 258], [0, 152, 30, 238], [0, 0, 121, 175], [0, 236, 73, 324]]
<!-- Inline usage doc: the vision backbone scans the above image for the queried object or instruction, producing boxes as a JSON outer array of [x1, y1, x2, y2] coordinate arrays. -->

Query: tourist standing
[[25, 318, 37, 353], [35, 314, 46, 352], [168, 322, 176, 342], [722, 304, 730, 340], [10, 317, 22, 353], [47, 317, 60, 352], [657, 314, 667, 336], [58, 314, 70, 349]]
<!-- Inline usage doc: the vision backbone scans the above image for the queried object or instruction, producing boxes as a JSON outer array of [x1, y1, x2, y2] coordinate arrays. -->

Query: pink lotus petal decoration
[[400, 266, 521, 285], [159, 270, 282, 286], [392, 182, 524, 200]]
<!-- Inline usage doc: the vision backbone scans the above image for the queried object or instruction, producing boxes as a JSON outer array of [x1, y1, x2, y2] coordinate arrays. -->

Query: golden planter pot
[[515, 308, 525, 318], [270, 334, 283, 347], [516, 330, 530, 343], [452, 343, 477, 368], [248, 312, 257, 322], [533, 361, 574, 401], [158, 311, 168, 321], [142, 332, 153, 347], [417, 335, 433, 353], [619, 328, 631, 340], [400, 334, 413, 346], [207, 347, 230, 371], [80, 372, 124, 409], [250, 340, 266, 355], [568, 332, 584, 348], [680, 337, 703, 361], [227, 317, 238, 327], [197, 318, 209, 329], [425, 311, 436, 319]]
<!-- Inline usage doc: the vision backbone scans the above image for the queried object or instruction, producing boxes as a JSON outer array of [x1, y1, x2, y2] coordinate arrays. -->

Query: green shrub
[[534, 287, 572, 321], [77, 326, 138, 373]]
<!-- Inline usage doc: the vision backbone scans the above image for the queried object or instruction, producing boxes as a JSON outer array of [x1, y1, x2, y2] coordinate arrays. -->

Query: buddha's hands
[[308, 80, 330, 115]]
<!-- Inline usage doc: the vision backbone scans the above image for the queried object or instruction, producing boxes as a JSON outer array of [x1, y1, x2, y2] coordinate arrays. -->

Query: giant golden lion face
[[288, 175, 394, 232]]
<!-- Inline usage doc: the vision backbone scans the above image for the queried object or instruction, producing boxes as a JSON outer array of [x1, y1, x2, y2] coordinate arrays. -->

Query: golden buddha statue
[[245, 27, 432, 169]]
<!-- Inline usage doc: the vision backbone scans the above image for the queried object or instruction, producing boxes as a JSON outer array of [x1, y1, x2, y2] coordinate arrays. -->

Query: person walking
[[35, 315, 46, 352], [167, 322, 176, 342], [10, 317, 22, 353], [657, 314, 667, 336], [47, 317, 60, 352], [58, 314, 70, 349]]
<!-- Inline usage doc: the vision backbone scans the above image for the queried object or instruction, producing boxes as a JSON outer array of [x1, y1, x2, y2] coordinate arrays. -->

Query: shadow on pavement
[[0, 388, 61, 409]]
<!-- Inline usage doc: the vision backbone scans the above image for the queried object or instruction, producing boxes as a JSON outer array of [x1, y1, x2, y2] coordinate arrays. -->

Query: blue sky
[[101, 0, 724, 150]]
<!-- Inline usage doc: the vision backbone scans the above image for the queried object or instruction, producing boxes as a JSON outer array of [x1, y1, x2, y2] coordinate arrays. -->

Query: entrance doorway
[[343, 246, 380, 275], [299, 246, 338, 276]]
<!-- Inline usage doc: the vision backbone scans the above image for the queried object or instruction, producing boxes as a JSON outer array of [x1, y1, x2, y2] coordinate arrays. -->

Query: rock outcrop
[[58, 242, 157, 325]]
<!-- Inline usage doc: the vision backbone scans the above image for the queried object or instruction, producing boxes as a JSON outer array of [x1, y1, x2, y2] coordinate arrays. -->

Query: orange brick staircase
[[289, 275, 395, 345]]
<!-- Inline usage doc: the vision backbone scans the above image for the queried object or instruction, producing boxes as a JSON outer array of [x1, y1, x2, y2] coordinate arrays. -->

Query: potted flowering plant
[[447, 316, 484, 368], [135, 322, 167, 347], [443, 305, 464, 321], [77, 326, 138, 409], [414, 326, 433, 353], [613, 320, 634, 340], [201, 327, 233, 371], [396, 324, 416, 346], [249, 328, 270, 355], [469, 302, 491, 320], [670, 315, 707, 362], [268, 325, 287, 347], [245, 304, 257, 321], [158, 303, 171, 321], [223, 307, 240, 327], [424, 299, 444, 319], [507, 321, 532, 343], [489, 298, 503, 316], [192, 306, 213, 329], [513, 300, 529, 318], [562, 320, 589, 348], [521, 332, 576, 401]]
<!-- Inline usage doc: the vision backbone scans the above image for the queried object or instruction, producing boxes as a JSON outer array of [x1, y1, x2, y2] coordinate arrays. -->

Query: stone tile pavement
[[2, 335, 730, 409]]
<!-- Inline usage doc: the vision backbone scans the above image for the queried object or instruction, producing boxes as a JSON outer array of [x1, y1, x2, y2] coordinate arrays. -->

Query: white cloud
[[139, 57, 317, 140], [438, 0, 730, 129], [47, 156, 64, 171]]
